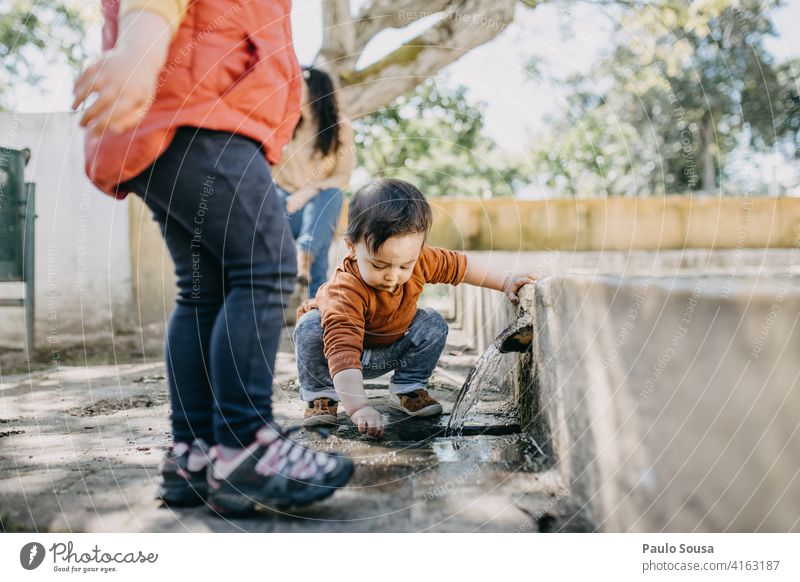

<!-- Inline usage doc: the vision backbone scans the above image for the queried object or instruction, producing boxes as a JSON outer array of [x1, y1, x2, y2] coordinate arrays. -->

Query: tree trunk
[[316, 0, 521, 118], [317, 0, 357, 73]]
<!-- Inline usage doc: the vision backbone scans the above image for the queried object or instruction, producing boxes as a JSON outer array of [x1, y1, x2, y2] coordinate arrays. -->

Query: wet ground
[[0, 325, 562, 533]]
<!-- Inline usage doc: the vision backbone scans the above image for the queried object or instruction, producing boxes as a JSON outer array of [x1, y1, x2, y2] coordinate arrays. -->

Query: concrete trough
[[509, 251, 800, 532]]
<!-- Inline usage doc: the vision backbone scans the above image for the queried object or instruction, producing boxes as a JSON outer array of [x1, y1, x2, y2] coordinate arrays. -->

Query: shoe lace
[[258, 425, 336, 479]]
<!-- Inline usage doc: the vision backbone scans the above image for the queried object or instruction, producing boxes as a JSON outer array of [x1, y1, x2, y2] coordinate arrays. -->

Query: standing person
[[272, 66, 356, 299], [72, 0, 353, 516]]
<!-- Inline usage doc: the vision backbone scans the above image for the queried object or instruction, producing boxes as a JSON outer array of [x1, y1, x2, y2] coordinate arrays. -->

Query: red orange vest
[[85, 0, 301, 198]]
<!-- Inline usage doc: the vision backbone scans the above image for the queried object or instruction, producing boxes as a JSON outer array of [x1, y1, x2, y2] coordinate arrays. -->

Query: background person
[[273, 66, 356, 299]]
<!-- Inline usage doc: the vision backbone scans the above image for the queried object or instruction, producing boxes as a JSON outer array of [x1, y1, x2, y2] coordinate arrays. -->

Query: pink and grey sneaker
[[156, 438, 215, 507], [207, 424, 354, 517]]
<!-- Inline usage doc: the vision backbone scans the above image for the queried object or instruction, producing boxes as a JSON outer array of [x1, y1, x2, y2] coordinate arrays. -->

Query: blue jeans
[[277, 186, 343, 297], [123, 127, 296, 448], [293, 307, 449, 401]]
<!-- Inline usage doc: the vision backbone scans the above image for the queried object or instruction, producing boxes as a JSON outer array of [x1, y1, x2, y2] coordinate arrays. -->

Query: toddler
[[294, 178, 535, 437]]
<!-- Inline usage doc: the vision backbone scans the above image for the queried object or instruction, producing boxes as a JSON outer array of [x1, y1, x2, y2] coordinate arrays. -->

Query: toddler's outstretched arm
[[462, 256, 536, 304], [334, 369, 385, 438]]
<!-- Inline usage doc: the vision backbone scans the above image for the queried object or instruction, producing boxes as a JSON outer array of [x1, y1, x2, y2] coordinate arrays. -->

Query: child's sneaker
[[207, 423, 353, 516], [303, 398, 339, 427], [388, 389, 443, 417], [156, 438, 214, 507]]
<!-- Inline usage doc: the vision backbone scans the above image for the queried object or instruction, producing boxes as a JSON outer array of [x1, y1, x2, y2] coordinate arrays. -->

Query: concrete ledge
[[519, 271, 800, 532], [428, 197, 800, 251]]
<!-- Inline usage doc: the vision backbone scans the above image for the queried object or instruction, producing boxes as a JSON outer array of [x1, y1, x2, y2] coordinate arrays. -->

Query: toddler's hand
[[72, 12, 170, 135], [350, 405, 385, 438], [502, 273, 536, 304]]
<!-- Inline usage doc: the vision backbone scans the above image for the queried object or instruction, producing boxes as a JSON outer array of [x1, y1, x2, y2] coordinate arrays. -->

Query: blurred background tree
[[1, 0, 797, 197], [0, 0, 89, 109], [354, 79, 527, 197], [316, 0, 518, 118], [530, 0, 800, 196]]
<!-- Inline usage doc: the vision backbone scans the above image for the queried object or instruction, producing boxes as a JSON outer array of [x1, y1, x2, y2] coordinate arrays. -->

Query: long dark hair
[[296, 66, 341, 157]]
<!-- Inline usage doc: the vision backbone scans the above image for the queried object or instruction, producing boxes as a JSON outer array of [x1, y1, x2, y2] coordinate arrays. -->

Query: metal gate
[[0, 146, 36, 354]]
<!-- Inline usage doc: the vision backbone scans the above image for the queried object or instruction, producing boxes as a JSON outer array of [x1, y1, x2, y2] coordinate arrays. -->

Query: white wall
[[0, 112, 133, 349]]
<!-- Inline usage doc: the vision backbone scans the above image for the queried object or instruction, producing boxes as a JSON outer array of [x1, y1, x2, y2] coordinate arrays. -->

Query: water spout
[[498, 314, 533, 353]]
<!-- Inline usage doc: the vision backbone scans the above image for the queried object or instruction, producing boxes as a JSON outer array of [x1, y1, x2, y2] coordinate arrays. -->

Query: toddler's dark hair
[[345, 178, 433, 254]]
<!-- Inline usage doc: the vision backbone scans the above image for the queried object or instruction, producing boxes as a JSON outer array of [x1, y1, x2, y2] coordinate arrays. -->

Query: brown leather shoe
[[303, 398, 339, 427], [388, 389, 443, 417]]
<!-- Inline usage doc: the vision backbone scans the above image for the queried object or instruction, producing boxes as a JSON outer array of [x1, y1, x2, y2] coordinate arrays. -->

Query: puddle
[[321, 414, 546, 474], [430, 434, 546, 472], [332, 411, 519, 444]]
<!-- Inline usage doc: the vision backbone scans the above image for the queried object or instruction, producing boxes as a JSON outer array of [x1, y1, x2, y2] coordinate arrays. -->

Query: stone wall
[[515, 251, 800, 531], [427, 197, 800, 251], [0, 112, 133, 349]]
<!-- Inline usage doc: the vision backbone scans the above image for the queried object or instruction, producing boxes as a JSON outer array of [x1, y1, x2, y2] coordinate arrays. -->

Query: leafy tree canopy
[[0, 0, 90, 109], [354, 79, 528, 198], [531, 0, 800, 196]]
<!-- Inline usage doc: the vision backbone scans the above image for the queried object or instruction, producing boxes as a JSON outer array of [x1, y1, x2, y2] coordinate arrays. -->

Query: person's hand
[[72, 11, 170, 135], [285, 186, 318, 214], [502, 273, 536, 304], [350, 405, 385, 438]]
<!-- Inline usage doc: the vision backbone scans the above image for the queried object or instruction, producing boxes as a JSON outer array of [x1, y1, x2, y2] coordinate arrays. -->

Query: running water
[[445, 316, 533, 436], [445, 340, 504, 436]]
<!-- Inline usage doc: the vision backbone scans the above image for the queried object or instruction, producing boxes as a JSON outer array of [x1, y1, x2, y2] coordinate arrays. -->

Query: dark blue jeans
[[124, 127, 296, 448], [276, 186, 343, 297], [293, 307, 449, 401]]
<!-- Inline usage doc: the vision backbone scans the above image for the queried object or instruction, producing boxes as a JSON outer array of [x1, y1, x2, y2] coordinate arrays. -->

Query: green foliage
[[532, 0, 800, 196], [532, 105, 646, 197], [0, 0, 89, 108], [353, 79, 527, 198]]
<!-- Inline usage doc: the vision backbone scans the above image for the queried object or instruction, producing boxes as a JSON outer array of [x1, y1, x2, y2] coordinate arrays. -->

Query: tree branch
[[317, 0, 357, 70], [338, 0, 518, 118], [352, 0, 453, 55]]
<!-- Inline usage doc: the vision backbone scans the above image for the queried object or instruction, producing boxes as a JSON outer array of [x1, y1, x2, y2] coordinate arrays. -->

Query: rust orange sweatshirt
[[297, 245, 467, 377]]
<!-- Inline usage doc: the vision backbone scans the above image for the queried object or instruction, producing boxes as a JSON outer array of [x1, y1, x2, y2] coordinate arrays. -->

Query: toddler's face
[[347, 232, 425, 293]]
